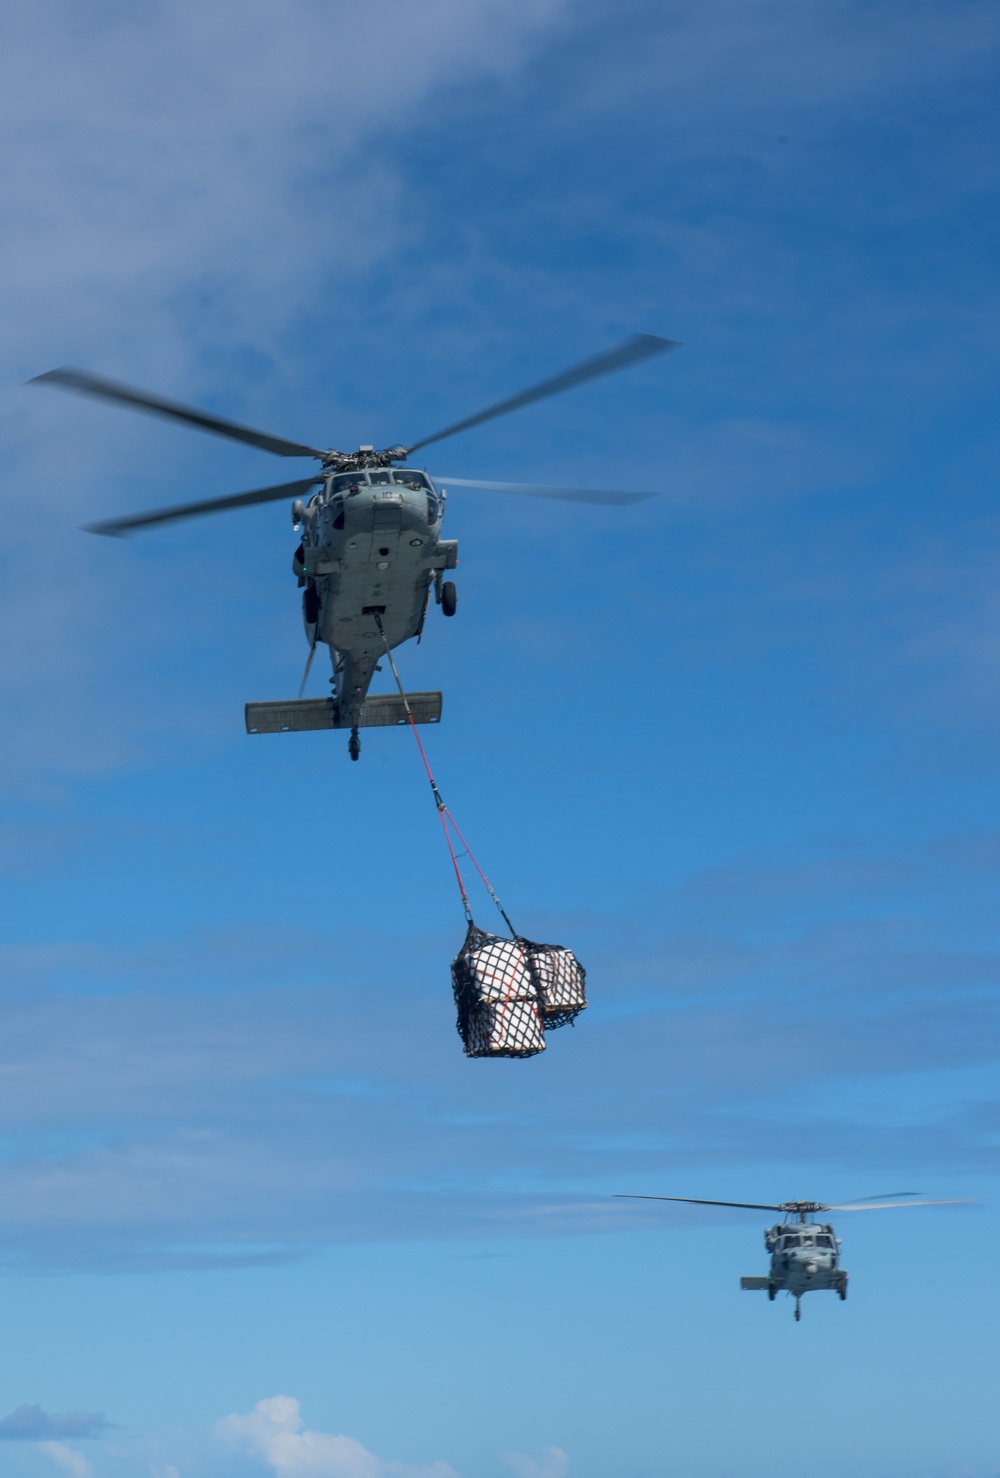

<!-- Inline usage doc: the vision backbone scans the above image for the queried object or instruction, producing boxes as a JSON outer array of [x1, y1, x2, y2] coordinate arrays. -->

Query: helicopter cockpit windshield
[[331, 473, 363, 495]]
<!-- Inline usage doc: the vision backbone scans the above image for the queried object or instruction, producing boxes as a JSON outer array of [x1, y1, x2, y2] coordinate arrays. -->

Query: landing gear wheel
[[794, 1299, 801, 1322], [349, 727, 360, 762], [441, 580, 457, 617], [839, 1286, 847, 1301], [767, 1285, 776, 1301]]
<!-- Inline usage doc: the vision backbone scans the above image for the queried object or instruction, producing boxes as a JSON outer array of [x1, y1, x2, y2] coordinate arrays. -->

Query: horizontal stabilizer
[[246, 692, 442, 734], [740, 1277, 771, 1291]]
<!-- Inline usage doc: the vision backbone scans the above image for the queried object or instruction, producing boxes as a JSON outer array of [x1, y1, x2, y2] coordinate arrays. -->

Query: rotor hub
[[779, 1201, 829, 1223], [321, 445, 410, 472]]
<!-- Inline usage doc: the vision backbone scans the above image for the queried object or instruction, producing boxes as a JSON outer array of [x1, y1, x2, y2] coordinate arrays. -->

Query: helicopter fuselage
[[758, 1219, 847, 1300], [295, 467, 457, 727]]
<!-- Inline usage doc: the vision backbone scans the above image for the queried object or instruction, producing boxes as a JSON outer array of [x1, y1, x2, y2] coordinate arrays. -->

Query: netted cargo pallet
[[462, 997, 546, 1057], [451, 924, 546, 1058], [524, 941, 587, 1030]]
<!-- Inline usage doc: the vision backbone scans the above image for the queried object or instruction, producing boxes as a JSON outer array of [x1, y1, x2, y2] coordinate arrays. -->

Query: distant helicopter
[[617, 1192, 973, 1321], [31, 334, 675, 760]]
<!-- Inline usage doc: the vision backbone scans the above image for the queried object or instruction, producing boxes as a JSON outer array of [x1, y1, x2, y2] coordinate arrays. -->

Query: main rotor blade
[[85, 476, 323, 537], [407, 333, 678, 454], [826, 1199, 978, 1212], [616, 1195, 786, 1212], [435, 476, 661, 506], [298, 641, 318, 699], [30, 368, 327, 460], [838, 1191, 922, 1203]]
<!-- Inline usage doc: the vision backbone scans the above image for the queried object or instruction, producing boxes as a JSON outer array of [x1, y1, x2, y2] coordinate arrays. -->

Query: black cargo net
[[450, 927, 587, 1058], [374, 616, 587, 1057], [451, 926, 545, 1058], [520, 938, 588, 1032]]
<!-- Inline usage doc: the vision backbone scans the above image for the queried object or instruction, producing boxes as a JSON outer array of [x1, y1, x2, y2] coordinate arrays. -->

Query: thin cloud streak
[[0, 1405, 109, 1441]]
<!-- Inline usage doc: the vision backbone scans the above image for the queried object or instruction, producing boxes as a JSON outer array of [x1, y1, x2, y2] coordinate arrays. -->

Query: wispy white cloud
[[1, 0, 570, 370], [501, 1446, 570, 1478], [36, 1442, 92, 1477], [219, 1395, 456, 1478]]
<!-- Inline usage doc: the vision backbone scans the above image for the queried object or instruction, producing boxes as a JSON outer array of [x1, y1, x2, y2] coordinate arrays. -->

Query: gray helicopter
[[32, 334, 675, 760], [617, 1192, 972, 1320]]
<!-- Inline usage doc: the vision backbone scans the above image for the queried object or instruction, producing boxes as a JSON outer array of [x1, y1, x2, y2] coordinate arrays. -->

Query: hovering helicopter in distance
[[617, 1192, 974, 1321], [31, 334, 675, 760]]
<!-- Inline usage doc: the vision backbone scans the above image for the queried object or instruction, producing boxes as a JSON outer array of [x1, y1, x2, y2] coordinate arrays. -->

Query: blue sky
[[0, 0, 999, 1474]]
